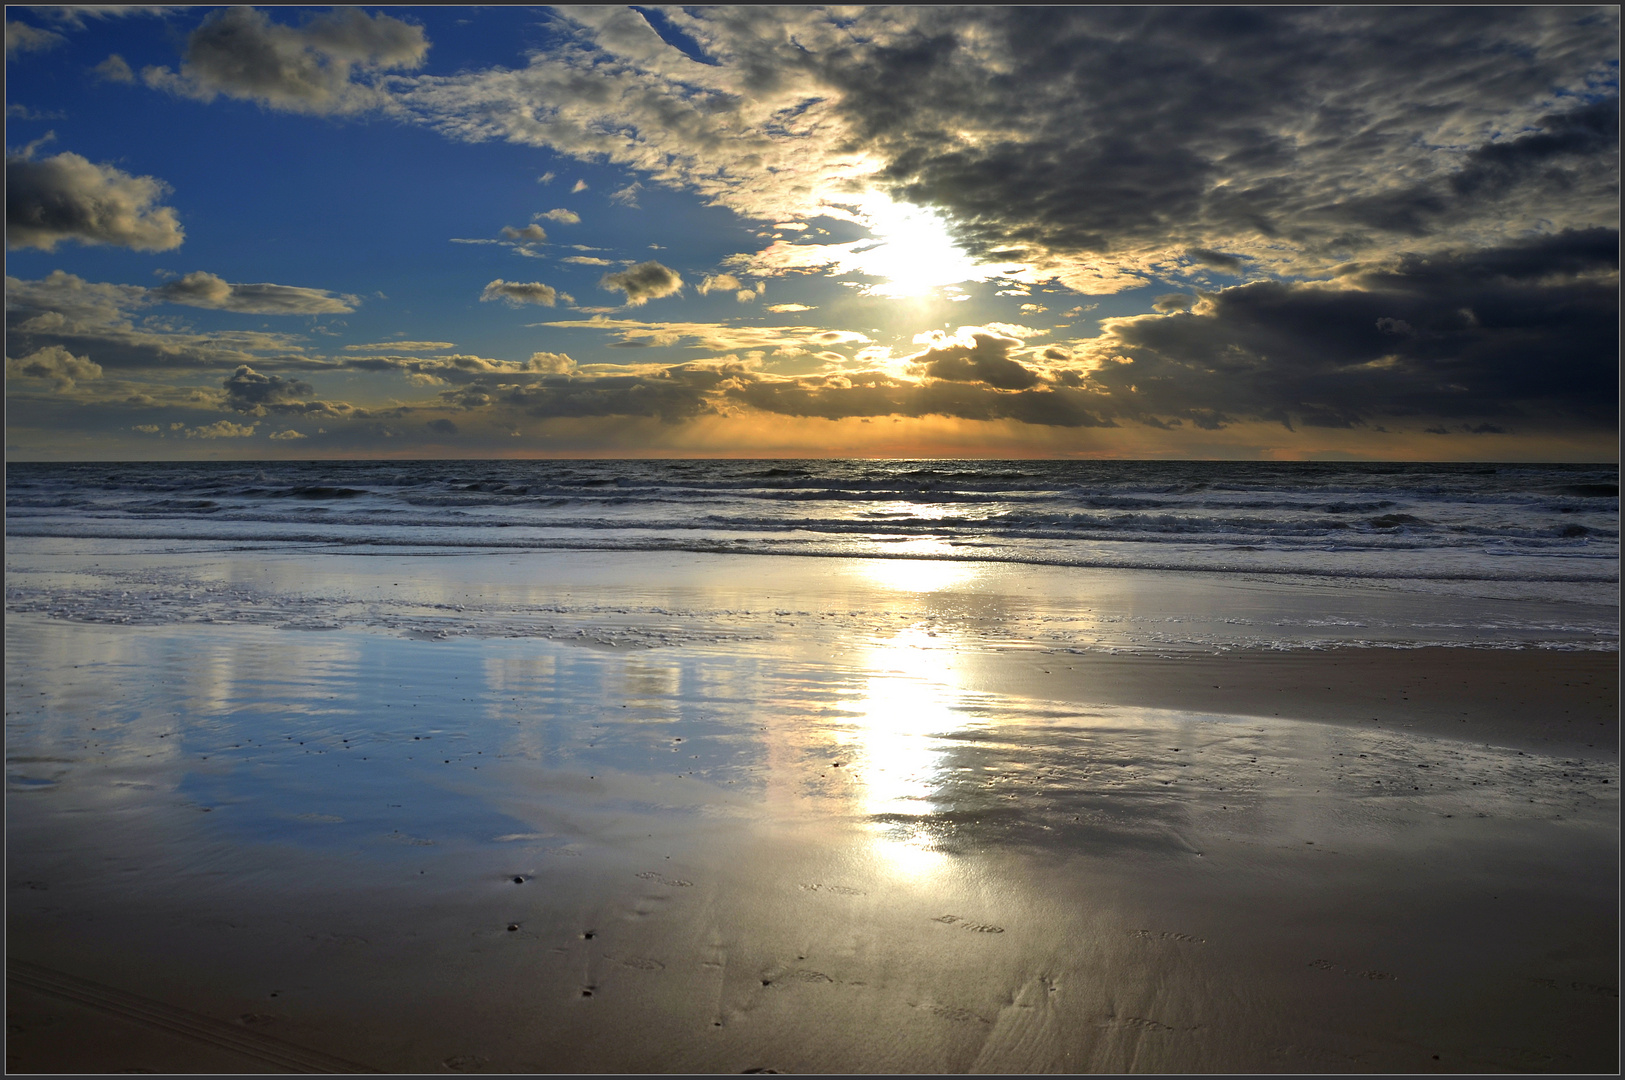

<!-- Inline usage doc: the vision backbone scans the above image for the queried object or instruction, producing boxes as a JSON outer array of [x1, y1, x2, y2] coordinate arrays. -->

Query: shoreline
[[6, 548, 1619, 1072]]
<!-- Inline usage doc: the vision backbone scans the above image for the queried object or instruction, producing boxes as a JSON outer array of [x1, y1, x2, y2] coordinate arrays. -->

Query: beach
[[6, 535, 1618, 1073]]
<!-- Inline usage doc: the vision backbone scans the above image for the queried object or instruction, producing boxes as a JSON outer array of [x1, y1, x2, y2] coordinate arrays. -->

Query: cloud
[[599, 261, 683, 306], [539, 208, 580, 224], [480, 279, 558, 306], [766, 303, 815, 313], [908, 328, 1041, 390], [697, 273, 742, 295], [343, 340, 455, 351], [223, 365, 314, 412], [7, 150, 184, 252], [562, 255, 614, 266], [6, 20, 65, 57], [384, 7, 1615, 296], [143, 7, 428, 115], [6, 344, 102, 390], [1070, 228, 1618, 433], [268, 428, 307, 440], [608, 182, 643, 208], [93, 54, 137, 84], [151, 271, 357, 314], [571, 179, 589, 193], [1152, 294, 1195, 313], [426, 417, 458, 435], [185, 419, 258, 439], [501, 223, 547, 243]]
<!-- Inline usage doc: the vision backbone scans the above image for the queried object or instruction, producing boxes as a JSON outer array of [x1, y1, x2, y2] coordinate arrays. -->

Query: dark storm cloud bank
[[1090, 229, 1619, 432], [818, 7, 1618, 268]]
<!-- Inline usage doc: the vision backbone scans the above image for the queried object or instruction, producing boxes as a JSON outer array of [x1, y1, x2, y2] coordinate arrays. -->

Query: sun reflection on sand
[[859, 555, 981, 594], [838, 623, 985, 878]]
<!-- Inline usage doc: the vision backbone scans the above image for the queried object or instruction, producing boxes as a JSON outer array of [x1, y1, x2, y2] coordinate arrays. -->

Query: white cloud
[[697, 273, 741, 295], [609, 182, 643, 208], [6, 20, 65, 57], [93, 54, 137, 83], [268, 428, 307, 440], [571, 179, 589, 193], [766, 303, 815, 313], [6, 150, 184, 252], [480, 279, 559, 306], [538, 208, 581, 224], [562, 255, 614, 266]]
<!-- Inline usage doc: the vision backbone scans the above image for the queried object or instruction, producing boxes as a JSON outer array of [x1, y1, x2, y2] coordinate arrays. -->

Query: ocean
[[5, 459, 1617, 653]]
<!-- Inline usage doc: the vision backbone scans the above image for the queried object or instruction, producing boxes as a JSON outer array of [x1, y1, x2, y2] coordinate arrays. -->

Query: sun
[[848, 196, 987, 299]]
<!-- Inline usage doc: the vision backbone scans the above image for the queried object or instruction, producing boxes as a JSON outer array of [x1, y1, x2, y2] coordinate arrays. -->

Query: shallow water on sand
[[7, 578, 1618, 1072]]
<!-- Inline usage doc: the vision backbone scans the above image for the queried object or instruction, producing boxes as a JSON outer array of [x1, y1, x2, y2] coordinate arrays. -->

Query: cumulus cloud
[[6, 344, 102, 390], [222, 365, 314, 412], [268, 428, 307, 440], [907, 328, 1041, 390], [599, 261, 683, 306], [538, 208, 580, 224], [480, 279, 558, 306], [501, 223, 547, 243], [563, 255, 614, 266], [143, 7, 428, 115], [151, 271, 358, 314], [7, 150, 184, 252], [697, 273, 742, 295]]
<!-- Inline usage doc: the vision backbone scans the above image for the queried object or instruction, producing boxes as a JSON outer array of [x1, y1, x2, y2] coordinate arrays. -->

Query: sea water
[[5, 459, 1618, 651]]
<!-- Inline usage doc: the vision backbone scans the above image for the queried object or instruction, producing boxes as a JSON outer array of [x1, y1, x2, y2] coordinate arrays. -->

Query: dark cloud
[[725, 371, 1115, 428], [816, 7, 1617, 274], [480, 279, 558, 306], [500, 224, 547, 243], [426, 417, 459, 435], [151, 271, 356, 314], [1082, 229, 1618, 433], [442, 361, 738, 424], [223, 365, 314, 412], [1152, 294, 1195, 313], [7, 151, 184, 252], [599, 261, 683, 306], [910, 329, 1040, 390], [144, 7, 427, 115]]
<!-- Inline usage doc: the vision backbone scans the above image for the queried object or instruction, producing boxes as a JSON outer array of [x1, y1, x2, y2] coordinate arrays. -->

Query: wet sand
[[5, 553, 1618, 1074]]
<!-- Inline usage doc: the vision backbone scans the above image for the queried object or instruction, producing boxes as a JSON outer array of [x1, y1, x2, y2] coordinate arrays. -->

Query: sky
[[5, 5, 1619, 461]]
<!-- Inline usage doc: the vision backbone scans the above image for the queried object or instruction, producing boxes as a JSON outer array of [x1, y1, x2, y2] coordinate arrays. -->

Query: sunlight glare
[[851, 196, 986, 299]]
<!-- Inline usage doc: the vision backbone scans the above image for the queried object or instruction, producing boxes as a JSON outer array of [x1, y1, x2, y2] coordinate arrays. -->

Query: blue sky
[[6, 6, 1618, 459]]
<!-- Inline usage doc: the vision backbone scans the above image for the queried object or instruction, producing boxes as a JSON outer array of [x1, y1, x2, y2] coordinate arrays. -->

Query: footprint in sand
[[442, 1054, 488, 1071], [636, 871, 693, 887], [799, 883, 864, 895], [912, 1002, 991, 1025], [1131, 929, 1206, 945], [932, 915, 1004, 932], [607, 954, 665, 971]]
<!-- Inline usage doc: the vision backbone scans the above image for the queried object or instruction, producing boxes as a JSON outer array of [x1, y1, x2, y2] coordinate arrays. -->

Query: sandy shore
[[5, 552, 1618, 1073]]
